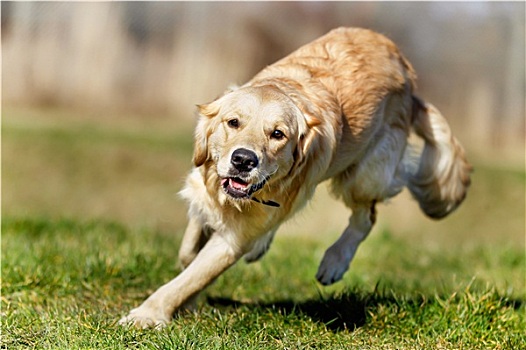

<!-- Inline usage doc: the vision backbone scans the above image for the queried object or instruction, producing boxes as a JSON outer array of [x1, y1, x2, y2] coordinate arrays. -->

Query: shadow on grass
[[208, 293, 371, 332], [208, 289, 524, 333]]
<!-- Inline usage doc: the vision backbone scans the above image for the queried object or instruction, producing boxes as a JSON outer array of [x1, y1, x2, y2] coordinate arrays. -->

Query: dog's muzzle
[[221, 148, 262, 199], [220, 148, 279, 207]]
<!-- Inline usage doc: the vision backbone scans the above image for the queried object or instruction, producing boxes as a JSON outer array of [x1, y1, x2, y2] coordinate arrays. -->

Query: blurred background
[[2, 2, 525, 247]]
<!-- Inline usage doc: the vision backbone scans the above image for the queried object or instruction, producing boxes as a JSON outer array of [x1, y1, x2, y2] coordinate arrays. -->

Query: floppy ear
[[294, 111, 321, 168], [193, 101, 220, 167]]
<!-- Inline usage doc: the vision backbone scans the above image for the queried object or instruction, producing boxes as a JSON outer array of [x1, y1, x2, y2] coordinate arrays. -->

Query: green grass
[[2, 218, 524, 349], [2, 107, 525, 348]]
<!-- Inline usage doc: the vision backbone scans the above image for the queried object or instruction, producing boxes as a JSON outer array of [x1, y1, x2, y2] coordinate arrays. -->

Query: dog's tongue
[[221, 177, 250, 190], [229, 178, 249, 190]]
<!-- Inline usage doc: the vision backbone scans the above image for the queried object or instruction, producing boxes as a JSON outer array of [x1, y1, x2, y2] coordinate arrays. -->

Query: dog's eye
[[271, 129, 285, 140], [227, 119, 239, 129]]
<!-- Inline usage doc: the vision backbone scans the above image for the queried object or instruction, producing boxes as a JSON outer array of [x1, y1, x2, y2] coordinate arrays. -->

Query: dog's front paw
[[316, 247, 352, 285], [118, 306, 171, 329]]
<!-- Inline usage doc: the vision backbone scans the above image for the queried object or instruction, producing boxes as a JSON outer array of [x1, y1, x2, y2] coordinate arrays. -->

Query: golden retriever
[[119, 27, 471, 328]]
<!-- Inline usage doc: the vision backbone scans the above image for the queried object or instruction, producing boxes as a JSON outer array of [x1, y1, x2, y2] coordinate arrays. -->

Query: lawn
[[2, 107, 525, 349]]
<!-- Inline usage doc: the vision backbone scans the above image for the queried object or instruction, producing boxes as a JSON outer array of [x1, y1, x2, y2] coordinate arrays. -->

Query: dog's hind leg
[[316, 202, 376, 285]]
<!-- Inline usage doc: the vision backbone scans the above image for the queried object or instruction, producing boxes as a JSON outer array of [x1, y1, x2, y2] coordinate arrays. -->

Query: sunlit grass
[[2, 107, 525, 348], [2, 218, 524, 349]]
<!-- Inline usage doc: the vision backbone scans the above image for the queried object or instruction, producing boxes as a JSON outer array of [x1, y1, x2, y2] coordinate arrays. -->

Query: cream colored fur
[[119, 27, 471, 328]]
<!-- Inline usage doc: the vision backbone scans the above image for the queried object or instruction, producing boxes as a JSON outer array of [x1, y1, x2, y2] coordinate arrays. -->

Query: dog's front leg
[[178, 217, 210, 269], [119, 232, 244, 329]]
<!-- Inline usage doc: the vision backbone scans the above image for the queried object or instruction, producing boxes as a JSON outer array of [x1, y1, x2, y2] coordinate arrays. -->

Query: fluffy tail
[[408, 97, 472, 219]]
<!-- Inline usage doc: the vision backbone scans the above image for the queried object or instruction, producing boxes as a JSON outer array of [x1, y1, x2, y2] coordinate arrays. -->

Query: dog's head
[[193, 85, 319, 203]]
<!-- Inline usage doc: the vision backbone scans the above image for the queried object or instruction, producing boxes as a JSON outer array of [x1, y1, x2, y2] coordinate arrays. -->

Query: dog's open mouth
[[221, 177, 267, 199]]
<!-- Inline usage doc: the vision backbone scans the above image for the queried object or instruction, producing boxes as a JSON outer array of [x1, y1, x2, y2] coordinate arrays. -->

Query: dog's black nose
[[231, 148, 258, 172]]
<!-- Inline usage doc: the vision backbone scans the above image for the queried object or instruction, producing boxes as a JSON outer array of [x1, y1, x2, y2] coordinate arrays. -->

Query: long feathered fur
[[408, 97, 472, 219], [119, 27, 472, 329]]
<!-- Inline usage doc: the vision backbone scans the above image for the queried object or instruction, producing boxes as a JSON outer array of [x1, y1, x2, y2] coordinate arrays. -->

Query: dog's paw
[[118, 306, 171, 329], [315, 247, 352, 285]]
